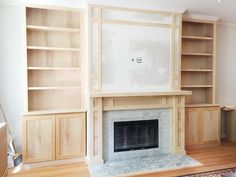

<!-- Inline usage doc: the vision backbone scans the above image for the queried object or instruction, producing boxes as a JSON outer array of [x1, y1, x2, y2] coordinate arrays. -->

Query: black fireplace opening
[[114, 119, 159, 152]]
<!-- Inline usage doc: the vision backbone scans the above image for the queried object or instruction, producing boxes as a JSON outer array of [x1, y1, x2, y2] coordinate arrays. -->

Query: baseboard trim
[[186, 142, 221, 150], [22, 157, 86, 169]]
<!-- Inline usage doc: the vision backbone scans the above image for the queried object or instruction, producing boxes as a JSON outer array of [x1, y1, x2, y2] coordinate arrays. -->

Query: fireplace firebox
[[114, 119, 159, 152]]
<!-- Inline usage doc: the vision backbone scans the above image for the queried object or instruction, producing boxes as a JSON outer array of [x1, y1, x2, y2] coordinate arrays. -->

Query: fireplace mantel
[[87, 91, 191, 165], [90, 91, 191, 98]]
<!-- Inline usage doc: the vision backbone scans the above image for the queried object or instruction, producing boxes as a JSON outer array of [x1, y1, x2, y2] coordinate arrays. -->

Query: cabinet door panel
[[185, 108, 202, 146], [56, 113, 85, 160], [23, 115, 55, 163], [202, 107, 220, 143]]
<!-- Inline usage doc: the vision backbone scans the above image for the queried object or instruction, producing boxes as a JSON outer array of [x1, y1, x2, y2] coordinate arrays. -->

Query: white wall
[[216, 23, 236, 106], [0, 3, 25, 150]]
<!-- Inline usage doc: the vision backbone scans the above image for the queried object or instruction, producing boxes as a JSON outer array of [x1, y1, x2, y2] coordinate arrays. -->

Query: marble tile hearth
[[89, 154, 201, 177]]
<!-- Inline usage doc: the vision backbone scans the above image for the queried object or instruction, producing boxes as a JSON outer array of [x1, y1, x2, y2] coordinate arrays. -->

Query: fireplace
[[89, 92, 190, 165], [114, 120, 159, 152]]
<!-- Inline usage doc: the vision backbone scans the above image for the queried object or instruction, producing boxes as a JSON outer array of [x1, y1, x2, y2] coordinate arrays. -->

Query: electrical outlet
[[136, 57, 142, 63]]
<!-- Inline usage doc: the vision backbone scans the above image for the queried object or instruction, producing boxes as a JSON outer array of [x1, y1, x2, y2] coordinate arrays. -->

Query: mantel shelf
[[90, 90, 192, 98]]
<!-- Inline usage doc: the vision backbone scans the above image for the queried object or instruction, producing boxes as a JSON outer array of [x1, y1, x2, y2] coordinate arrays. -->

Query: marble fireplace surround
[[88, 91, 191, 165]]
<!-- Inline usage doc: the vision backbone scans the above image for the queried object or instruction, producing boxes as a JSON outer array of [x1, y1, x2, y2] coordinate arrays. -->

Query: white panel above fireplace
[[102, 24, 171, 92], [103, 109, 171, 162]]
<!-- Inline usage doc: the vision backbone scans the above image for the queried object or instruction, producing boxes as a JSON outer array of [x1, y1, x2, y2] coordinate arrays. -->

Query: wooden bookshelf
[[182, 19, 220, 149], [25, 6, 84, 112], [181, 19, 216, 105]]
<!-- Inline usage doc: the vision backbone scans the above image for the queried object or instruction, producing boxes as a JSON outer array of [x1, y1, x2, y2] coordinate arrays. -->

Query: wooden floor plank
[[8, 141, 236, 177]]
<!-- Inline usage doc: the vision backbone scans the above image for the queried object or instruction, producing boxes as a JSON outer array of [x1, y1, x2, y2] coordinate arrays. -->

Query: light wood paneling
[[185, 106, 220, 149], [23, 115, 55, 163], [28, 89, 82, 111], [26, 8, 81, 28], [56, 113, 86, 160], [0, 123, 7, 177], [202, 107, 220, 143], [185, 108, 202, 146]]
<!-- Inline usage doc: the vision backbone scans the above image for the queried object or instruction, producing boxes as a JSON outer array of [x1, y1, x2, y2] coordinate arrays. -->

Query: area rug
[[179, 167, 236, 177], [89, 154, 201, 177]]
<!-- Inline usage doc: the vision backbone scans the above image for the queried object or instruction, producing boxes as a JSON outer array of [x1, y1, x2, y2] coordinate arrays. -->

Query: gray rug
[[89, 154, 201, 177]]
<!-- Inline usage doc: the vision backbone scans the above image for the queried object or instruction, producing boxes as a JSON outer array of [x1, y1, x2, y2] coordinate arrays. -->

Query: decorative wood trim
[[88, 95, 187, 164], [89, 5, 183, 92]]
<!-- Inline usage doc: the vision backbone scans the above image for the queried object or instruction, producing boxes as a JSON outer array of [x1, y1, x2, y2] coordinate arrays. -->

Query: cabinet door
[[23, 115, 55, 163], [185, 108, 202, 147], [56, 113, 86, 160], [202, 107, 220, 144]]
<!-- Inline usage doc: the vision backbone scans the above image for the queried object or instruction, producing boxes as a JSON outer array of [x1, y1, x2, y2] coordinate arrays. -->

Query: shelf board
[[27, 25, 80, 33], [27, 46, 80, 51], [181, 85, 212, 88], [185, 104, 219, 108], [22, 109, 86, 116], [182, 52, 213, 56], [28, 86, 81, 90], [182, 35, 213, 40], [181, 69, 213, 72], [28, 67, 80, 71]]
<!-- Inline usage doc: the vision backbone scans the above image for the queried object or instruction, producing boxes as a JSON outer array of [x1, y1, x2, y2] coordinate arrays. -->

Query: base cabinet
[[185, 106, 220, 149], [56, 113, 85, 160], [23, 113, 86, 163]]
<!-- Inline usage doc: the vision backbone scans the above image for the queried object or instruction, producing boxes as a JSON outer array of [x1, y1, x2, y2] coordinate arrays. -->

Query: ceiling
[[1, 0, 235, 23], [142, 0, 234, 23]]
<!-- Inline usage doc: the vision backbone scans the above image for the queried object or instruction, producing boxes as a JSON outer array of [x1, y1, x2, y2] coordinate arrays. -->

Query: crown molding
[[183, 12, 220, 22]]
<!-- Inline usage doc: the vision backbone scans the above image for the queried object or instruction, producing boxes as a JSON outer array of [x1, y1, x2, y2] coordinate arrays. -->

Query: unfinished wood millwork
[[181, 17, 220, 149], [56, 113, 86, 160], [88, 91, 191, 165], [24, 4, 84, 113], [89, 5, 183, 91], [23, 113, 86, 163], [0, 123, 7, 177], [185, 106, 220, 149], [181, 18, 217, 106], [22, 4, 86, 165], [23, 115, 56, 163]]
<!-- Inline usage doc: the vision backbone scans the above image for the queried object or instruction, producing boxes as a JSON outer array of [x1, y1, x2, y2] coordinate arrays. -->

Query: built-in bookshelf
[[25, 5, 83, 113], [181, 19, 216, 106]]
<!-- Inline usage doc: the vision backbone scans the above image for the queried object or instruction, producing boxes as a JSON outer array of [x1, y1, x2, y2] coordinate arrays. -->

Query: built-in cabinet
[[23, 113, 86, 163], [181, 18, 221, 149], [23, 5, 86, 164], [185, 106, 220, 149]]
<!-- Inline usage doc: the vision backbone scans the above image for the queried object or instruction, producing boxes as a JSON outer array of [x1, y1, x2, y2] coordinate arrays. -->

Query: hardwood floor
[[8, 141, 236, 177]]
